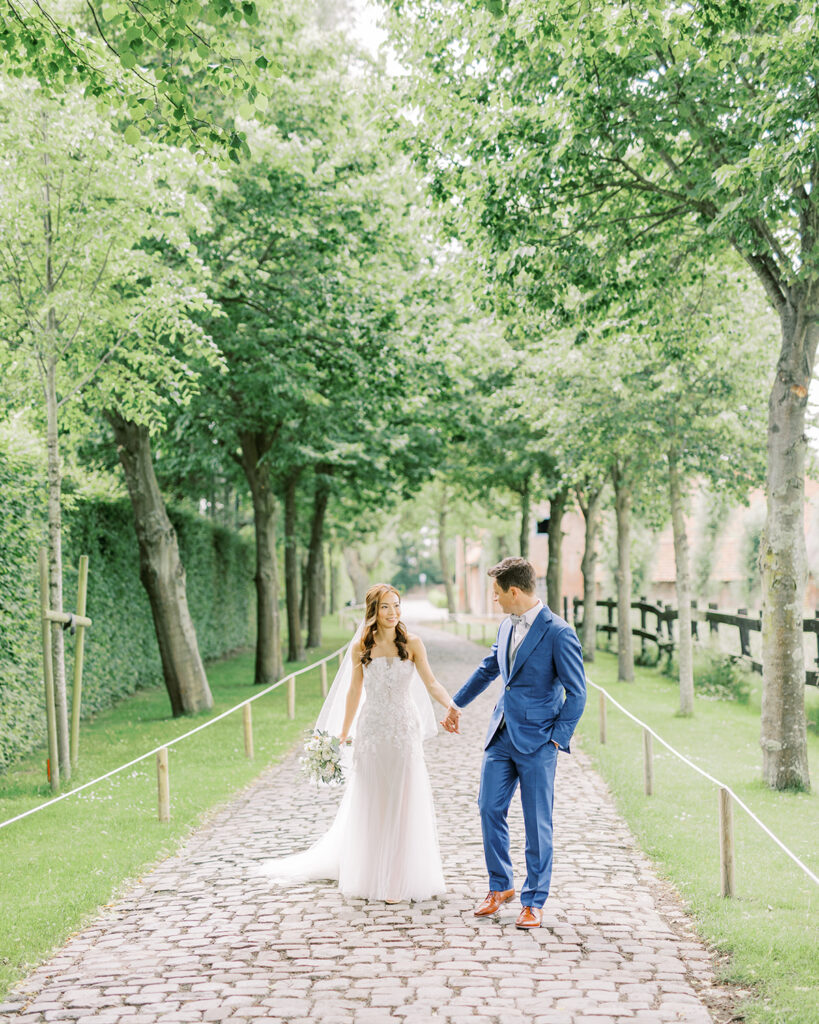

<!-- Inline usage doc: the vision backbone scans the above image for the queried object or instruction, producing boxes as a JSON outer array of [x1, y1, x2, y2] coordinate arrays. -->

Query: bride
[[258, 583, 453, 902]]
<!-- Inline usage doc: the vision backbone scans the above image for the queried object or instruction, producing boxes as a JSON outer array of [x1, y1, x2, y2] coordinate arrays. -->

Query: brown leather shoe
[[474, 889, 515, 916], [515, 906, 543, 929]]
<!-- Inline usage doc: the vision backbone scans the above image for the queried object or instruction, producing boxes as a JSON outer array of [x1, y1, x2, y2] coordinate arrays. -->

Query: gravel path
[[2, 626, 735, 1024]]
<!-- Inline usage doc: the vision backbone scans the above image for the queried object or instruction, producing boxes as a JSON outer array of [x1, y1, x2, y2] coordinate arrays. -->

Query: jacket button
[[505, 685, 510, 691]]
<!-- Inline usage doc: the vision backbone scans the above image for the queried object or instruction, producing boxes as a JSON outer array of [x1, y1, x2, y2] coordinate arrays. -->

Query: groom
[[443, 557, 586, 928]]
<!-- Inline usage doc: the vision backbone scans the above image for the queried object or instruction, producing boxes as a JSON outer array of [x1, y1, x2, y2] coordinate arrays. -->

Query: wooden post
[[466, 621, 471, 641], [599, 691, 607, 745], [70, 554, 89, 770], [338, 651, 344, 669], [815, 609, 819, 673], [157, 746, 170, 822], [643, 728, 654, 796], [243, 703, 254, 759], [708, 603, 719, 645], [287, 675, 296, 720], [719, 787, 735, 897], [320, 660, 328, 697], [39, 548, 60, 792], [639, 596, 647, 658], [737, 608, 751, 657], [482, 622, 488, 645]]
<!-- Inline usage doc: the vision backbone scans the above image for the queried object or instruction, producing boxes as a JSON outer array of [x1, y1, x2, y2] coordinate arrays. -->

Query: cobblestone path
[[3, 627, 734, 1024]]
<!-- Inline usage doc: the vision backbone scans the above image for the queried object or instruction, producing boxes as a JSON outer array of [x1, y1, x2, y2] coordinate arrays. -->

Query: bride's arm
[[339, 658, 364, 742], [407, 636, 452, 709]]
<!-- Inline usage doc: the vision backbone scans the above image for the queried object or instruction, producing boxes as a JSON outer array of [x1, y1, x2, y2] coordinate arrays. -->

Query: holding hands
[[441, 703, 461, 734]]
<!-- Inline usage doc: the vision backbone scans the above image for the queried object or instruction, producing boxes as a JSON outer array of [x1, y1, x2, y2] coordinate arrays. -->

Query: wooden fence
[[567, 596, 819, 688]]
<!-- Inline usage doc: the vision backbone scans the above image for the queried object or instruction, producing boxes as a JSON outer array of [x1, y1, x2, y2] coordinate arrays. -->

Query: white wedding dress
[[259, 656, 446, 901]]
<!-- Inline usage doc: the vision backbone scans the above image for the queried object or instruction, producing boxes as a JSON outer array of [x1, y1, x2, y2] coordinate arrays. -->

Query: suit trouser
[[477, 725, 558, 908]]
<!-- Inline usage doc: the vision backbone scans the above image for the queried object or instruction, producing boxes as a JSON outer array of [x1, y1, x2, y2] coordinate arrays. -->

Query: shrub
[[662, 648, 753, 703], [694, 652, 752, 703], [0, 449, 254, 773]]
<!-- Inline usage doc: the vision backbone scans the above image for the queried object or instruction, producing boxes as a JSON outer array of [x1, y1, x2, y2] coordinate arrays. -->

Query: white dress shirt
[[509, 599, 544, 664]]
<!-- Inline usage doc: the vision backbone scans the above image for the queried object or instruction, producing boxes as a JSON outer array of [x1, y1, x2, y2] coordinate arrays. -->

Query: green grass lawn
[[0, 620, 352, 1001], [579, 647, 819, 1024]]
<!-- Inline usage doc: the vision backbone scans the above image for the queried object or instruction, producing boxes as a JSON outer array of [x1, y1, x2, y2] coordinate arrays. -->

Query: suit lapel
[[499, 619, 513, 682], [508, 607, 551, 681]]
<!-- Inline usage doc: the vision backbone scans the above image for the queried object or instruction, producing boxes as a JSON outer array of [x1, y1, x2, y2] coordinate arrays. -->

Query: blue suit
[[453, 606, 586, 907]]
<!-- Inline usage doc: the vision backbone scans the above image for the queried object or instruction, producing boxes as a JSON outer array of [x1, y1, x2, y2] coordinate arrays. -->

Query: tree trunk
[[238, 431, 283, 685], [519, 479, 531, 558], [759, 304, 816, 790], [343, 547, 369, 604], [437, 485, 456, 615], [284, 473, 304, 663], [546, 487, 568, 613], [612, 461, 635, 682], [306, 478, 330, 648], [328, 544, 338, 615], [45, 353, 70, 778], [108, 413, 213, 714], [668, 451, 694, 716], [577, 484, 603, 663], [40, 140, 71, 780], [299, 554, 309, 633]]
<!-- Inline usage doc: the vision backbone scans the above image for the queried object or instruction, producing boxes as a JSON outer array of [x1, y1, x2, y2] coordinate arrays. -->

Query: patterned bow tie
[[510, 614, 528, 628]]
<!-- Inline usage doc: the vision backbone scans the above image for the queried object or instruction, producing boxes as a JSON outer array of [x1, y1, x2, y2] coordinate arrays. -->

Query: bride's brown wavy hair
[[359, 583, 409, 667]]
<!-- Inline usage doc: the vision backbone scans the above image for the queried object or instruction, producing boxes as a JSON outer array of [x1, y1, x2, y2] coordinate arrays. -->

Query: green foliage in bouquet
[[300, 730, 349, 788]]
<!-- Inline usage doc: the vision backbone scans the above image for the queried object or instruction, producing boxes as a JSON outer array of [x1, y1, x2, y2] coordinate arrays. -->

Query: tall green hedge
[[0, 448, 254, 773]]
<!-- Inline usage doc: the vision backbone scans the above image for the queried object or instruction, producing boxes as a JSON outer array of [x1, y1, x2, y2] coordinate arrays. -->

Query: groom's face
[[492, 579, 516, 613]]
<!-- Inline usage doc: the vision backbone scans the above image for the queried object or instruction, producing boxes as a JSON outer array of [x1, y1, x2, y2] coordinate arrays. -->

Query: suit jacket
[[453, 606, 587, 754]]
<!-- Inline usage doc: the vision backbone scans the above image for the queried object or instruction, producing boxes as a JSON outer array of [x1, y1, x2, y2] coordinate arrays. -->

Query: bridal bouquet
[[301, 729, 349, 787]]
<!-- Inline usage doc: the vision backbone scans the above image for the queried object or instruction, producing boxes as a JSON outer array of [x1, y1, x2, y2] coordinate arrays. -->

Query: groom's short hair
[[488, 557, 536, 594]]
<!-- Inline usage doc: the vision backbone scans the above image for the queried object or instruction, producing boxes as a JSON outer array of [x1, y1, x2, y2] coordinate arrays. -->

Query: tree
[[0, 0, 271, 162], [388, 0, 817, 789], [0, 81, 217, 743], [189, 18, 446, 671]]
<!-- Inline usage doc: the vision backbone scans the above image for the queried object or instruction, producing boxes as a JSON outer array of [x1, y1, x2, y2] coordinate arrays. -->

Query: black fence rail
[[567, 596, 819, 688]]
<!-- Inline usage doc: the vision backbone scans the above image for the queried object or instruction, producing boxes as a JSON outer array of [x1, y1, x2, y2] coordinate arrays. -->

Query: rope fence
[[0, 640, 350, 833]]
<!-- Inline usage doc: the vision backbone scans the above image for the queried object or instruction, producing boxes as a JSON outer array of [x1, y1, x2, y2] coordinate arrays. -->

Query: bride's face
[[377, 593, 401, 630]]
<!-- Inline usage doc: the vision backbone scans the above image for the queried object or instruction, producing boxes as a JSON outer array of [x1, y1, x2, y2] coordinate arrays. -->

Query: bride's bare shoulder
[[406, 633, 425, 654]]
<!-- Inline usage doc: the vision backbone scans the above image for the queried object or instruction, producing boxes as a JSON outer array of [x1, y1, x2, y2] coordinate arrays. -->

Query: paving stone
[[3, 626, 735, 1024]]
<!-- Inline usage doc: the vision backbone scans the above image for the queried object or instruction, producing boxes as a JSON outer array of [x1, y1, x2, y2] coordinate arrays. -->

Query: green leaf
[[124, 124, 141, 145]]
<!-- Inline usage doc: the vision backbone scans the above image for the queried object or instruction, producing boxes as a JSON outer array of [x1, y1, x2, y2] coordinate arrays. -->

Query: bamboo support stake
[[643, 729, 654, 796], [287, 676, 296, 720], [719, 787, 735, 898], [39, 548, 59, 792], [599, 691, 607, 745], [320, 660, 328, 697], [157, 747, 170, 822], [70, 554, 89, 770], [243, 704, 254, 759]]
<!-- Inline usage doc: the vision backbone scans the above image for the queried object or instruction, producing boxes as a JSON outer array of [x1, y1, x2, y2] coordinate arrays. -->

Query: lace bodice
[[355, 657, 422, 761]]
